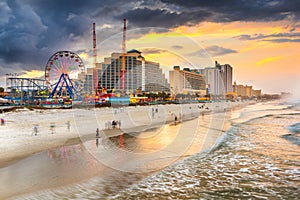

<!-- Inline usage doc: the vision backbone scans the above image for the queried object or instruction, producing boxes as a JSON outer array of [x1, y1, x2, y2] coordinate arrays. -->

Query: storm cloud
[[235, 32, 300, 42], [120, 0, 300, 27], [0, 0, 299, 78]]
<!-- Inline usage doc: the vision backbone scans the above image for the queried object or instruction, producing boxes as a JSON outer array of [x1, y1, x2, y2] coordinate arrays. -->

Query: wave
[[108, 106, 300, 199], [287, 122, 300, 133]]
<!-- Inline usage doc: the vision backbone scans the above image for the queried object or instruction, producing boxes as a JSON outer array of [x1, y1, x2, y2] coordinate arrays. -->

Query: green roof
[[127, 49, 142, 54]]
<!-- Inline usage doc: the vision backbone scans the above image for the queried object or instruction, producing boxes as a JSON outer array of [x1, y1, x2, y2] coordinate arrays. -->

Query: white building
[[199, 67, 224, 95], [219, 63, 233, 93], [199, 61, 233, 96]]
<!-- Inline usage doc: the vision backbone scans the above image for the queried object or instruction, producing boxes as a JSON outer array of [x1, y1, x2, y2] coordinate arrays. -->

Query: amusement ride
[[45, 51, 85, 101]]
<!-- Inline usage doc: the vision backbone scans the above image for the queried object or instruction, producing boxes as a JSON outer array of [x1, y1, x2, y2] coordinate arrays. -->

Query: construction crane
[[120, 18, 126, 94], [93, 22, 98, 95]]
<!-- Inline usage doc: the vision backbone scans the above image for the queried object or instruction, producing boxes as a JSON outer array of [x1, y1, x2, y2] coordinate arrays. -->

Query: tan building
[[233, 81, 261, 99], [252, 89, 261, 97], [245, 85, 252, 97], [233, 82, 245, 97], [169, 66, 206, 95]]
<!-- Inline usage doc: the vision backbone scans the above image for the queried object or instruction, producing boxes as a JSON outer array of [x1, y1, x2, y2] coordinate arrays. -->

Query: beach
[[0, 101, 253, 199]]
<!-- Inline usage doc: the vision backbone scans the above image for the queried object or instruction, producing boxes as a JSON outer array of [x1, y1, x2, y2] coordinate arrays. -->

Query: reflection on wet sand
[[1, 111, 227, 199]]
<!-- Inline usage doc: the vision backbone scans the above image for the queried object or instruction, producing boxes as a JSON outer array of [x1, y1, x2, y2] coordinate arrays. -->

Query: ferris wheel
[[45, 51, 85, 91]]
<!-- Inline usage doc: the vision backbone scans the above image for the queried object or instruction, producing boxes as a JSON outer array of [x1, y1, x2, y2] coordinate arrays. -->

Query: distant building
[[144, 60, 169, 92], [218, 63, 233, 93], [99, 49, 169, 93], [252, 89, 261, 97], [199, 61, 233, 96], [233, 81, 261, 98], [245, 85, 253, 97], [79, 68, 93, 94], [199, 67, 223, 95], [169, 66, 206, 95]]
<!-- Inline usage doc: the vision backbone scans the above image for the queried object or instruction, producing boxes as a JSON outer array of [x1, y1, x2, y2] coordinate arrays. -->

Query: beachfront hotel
[[199, 61, 233, 96], [233, 82, 262, 99], [169, 66, 206, 96], [82, 49, 169, 94]]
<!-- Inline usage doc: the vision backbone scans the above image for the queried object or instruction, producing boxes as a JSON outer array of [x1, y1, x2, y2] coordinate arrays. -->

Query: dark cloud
[[235, 32, 300, 42], [236, 32, 300, 40], [140, 48, 167, 54], [168, 0, 300, 20], [118, 8, 211, 28], [0, 0, 131, 75], [0, 0, 299, 81], [120, 0, 300, 28], [0, 0, 92, 68], [0, 1, 48, 69], [188, 46, 237, 57], [205, 46, 238, 56], [263, 38, 300, 43]]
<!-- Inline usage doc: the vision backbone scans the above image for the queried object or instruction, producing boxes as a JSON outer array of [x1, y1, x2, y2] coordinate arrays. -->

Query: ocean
[[11, 100, 300, 199]]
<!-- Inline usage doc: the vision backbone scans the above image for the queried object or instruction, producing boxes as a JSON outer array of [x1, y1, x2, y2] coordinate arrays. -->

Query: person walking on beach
[[96, 138, 99, 147], [66, 121, 70, 131], [152, 108, 155, 118], [1, 118, 5, 126], [32, 124, 39, 136], [112, 120, 117, 128], [118, 120, 121, 129], [180, 112, 183, 122], [174, 115, 178, 125], [96, 128, 99, 137], [50, 122, 55, 134]]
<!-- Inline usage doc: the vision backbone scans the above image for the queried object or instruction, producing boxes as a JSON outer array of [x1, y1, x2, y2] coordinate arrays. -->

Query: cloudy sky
[[0, 0, 299, 94]]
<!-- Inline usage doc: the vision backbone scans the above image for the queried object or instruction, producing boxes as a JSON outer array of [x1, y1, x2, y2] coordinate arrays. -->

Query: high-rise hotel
[[86, 49, 169, 94], [199, 61, 233, 96], [169, 66, 206, 95]]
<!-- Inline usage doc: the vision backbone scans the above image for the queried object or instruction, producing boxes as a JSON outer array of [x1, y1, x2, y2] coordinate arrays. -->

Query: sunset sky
[[0, 0, 299, 95]]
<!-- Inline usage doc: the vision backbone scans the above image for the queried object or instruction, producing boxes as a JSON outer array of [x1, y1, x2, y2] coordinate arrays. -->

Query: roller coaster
[[6, 51, 85, 104]]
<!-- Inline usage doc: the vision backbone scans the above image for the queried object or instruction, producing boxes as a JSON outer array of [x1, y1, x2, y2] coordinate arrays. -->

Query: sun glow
[[19, 70, 44, 79]]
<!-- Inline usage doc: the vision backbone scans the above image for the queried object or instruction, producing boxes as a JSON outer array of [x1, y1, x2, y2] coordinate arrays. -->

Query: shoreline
[[0, 101, 252, 169], [0, 109, 210, 168], [0, 101, 255, 199]]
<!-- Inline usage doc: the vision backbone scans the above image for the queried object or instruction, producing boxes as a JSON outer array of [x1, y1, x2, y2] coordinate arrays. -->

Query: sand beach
[[0, 101, 253, 199]]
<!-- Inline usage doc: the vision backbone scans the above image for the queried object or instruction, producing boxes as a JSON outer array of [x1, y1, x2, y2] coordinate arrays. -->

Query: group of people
[[31, 121, 71, 136], [105, 120, 121, 129], [32, 123, 55, 136], [198, 104, 209, 110], [151, 107, 159, 118]]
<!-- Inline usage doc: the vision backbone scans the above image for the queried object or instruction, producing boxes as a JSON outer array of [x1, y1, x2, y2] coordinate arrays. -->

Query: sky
[[0, 0, 299, 95]]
